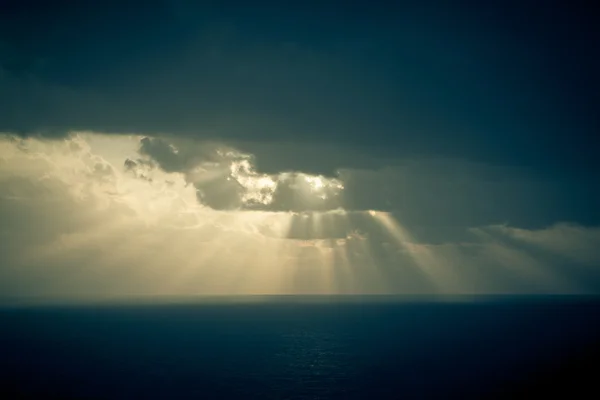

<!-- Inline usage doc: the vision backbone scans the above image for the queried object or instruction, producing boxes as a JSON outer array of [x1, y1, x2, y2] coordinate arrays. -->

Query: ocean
[[1, 296, 599, 399]]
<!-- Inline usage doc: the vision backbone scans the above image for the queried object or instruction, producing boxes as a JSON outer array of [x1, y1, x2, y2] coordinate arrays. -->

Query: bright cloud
[[0, 132, 599, 303], [136, 136, 346, 212]]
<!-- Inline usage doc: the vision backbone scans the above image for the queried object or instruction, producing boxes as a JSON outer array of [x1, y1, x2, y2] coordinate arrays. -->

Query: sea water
[[1, 295, 599, 399]]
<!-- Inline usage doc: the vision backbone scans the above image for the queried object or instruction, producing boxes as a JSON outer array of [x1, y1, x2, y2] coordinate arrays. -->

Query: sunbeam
[[369, 211, 462, 293], [1, 132, 598, 300]]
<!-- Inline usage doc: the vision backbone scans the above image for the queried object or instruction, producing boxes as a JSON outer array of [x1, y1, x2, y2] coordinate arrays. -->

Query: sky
[[0, 1, 598, 301]]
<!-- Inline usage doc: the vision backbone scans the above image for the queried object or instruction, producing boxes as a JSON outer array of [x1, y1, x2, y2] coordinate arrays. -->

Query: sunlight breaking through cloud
[[0, 131, 599, 302], [134, 136, 345, 212]]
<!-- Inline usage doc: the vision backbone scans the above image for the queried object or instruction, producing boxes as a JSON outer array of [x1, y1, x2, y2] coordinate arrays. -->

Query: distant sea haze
[[1, 296, 599, 399]]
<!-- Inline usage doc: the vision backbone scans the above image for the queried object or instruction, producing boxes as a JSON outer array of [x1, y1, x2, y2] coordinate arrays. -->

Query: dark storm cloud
[[133, 137, 347, 212], [339, 161, 600, 229], [139, 137, 185, 173], [1, 1, 598, 177], [131, 135, 599, 228]]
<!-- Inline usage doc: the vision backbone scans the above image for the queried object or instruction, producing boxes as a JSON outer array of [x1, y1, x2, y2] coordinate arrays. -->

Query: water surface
[[1, 296, 598, 399]]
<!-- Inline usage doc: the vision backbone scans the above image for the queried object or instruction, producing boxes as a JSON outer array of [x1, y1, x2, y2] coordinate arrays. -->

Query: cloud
[[134, 136, 346, 212], [1, 2, 597, 178], [123, 158, 155, 182], [131, 136, 599, 229], [1, 132, 599, 302], [466, 224, 600, 292], [139, 137, 185, 173], [478, 224, 600, 267]]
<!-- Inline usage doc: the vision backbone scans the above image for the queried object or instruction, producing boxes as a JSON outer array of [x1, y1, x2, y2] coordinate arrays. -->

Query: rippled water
[[1, 298, 599, 399]]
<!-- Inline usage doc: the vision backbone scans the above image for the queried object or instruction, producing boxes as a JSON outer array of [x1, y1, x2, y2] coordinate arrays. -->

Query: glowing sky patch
[[0, 131, 599, 301], [131, 137, 348, 212]]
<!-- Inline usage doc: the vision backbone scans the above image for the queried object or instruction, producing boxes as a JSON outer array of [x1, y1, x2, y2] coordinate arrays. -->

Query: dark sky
[[1, 1, 598, 174]]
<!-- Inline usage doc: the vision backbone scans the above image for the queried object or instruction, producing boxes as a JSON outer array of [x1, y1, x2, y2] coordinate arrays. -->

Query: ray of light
[[332, 240, 355, 293], [469, 228, 578, 293], [71, 227, 169, 294], [235, 237, 290, 294], [28, 215, 135, 262], [231, 212, 295, 294], [369, 211, 461, 293], [163, 227, 232, 294]]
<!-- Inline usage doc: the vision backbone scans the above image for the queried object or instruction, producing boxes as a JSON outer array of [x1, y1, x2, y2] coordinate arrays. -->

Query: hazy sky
[[0, 1, 598, 301]]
